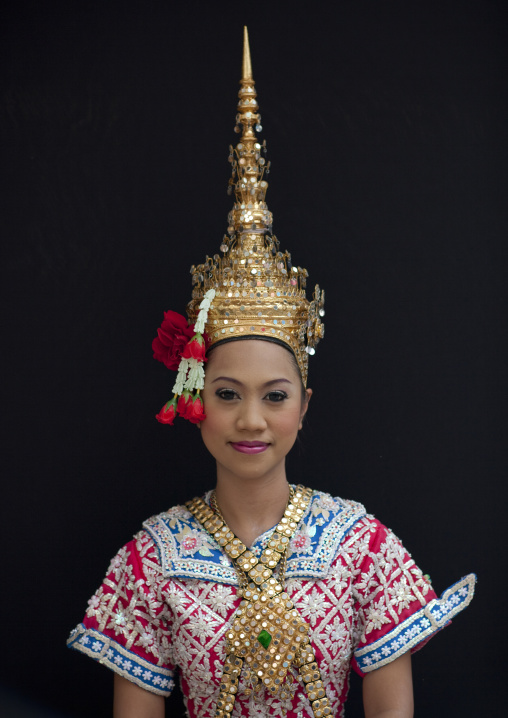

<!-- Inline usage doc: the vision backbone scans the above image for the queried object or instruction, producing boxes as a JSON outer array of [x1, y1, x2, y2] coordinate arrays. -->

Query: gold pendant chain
[[186, 485, 331, 718], [210, 486, 293, 591]]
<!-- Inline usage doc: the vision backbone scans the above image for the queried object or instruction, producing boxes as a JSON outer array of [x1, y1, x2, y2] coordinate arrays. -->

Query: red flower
[[155, 398, 177, 425], [184, 394, 206, 424], [177, 391, 193, 417], [182, 333, 207, 362], [152, 311, 195, 370]]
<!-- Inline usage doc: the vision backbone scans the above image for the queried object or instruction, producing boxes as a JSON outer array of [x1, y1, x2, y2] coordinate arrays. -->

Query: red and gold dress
[[68, 490, 475, 717]]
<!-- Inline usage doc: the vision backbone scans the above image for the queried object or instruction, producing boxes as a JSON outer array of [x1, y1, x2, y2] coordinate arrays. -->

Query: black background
[[1, 0, 506, 715]]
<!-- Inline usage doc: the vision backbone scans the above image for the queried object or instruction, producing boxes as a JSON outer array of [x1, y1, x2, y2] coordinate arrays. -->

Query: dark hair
[[286, 347, 308, 403]]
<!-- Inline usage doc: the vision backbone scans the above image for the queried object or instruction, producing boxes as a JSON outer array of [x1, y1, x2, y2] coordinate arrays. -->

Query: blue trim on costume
[[286, 500, 366, 577], [354, 574, 476, 673], [143, 508, 239, 584], [67, 624, 175, 696], [143, 491, 366, 583]]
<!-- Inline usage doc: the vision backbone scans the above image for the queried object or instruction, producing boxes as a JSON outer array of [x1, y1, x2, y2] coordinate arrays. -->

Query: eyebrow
[[211, 377, 292, 387]]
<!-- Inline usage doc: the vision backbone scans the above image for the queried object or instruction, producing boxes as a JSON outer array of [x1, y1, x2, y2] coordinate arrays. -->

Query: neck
[[214, 472, 291, 548]]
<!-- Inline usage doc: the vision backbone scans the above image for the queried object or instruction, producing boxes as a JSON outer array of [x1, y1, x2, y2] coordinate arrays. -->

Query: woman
[[67, 28, 475, 718]]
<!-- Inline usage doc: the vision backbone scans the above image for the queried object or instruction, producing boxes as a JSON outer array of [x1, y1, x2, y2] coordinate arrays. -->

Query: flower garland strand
[[155, 289, 216, 426]]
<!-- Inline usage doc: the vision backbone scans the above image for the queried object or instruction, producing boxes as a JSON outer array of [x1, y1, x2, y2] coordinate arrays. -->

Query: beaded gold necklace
[[186, 485, 332, 718]]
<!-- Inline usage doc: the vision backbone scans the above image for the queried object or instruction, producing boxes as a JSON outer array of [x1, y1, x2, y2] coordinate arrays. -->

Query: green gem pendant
[[257, 629, 272, 649]]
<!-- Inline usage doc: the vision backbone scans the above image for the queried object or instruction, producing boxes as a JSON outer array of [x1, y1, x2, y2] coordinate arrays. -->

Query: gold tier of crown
[[186, 27, 324, 386]]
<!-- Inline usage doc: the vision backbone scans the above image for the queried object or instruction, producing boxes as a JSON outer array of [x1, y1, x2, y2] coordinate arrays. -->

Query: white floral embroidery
[[388, 578, 415, 613], [186, 663, 215, 699], [298, 587, 331, 626], [88, 595, 100, 610], [317, 495, 337, 511], [265, 692, 295, 715], [107, 548, 128, 581], [114, 611, 126, 627], [356, 564, 377, 592], [206, 584, 237, 617], [166, 584, 191, 613], [322, 616, 349, 650], [285, 578, 304, 594], [364, 598, 391, 634], [328, 563, 349, 592], [294, 692, 313, 715], [173, 639, 192, 669], [187, 609, 221, 644], [139, 630, 155, 648]]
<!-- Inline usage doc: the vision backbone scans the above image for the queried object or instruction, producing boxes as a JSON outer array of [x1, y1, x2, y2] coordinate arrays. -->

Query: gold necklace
[[186, 485, 332, 718], [210, 487, 293, 590]]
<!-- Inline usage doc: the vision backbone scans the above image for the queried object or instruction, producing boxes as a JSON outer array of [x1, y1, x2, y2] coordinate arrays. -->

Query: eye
[[264, 390, 288, 403], [216, 388, 239, 401]]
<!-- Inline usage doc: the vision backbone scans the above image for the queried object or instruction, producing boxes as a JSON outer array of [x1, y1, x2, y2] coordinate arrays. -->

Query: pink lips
[[230, 441, 269, 454]]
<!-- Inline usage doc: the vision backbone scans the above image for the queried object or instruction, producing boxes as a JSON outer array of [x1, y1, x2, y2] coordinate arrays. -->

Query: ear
[[298, 388, 312, 430]]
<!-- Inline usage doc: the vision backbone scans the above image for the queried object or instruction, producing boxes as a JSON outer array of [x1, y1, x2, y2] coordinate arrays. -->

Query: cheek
[[199, 401, 228, 446], [277, 406, 305, 438], [199, 422, 221, 462]]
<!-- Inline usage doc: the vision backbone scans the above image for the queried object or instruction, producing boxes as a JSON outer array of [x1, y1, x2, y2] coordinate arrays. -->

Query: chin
[[218, 456, 288, 483]]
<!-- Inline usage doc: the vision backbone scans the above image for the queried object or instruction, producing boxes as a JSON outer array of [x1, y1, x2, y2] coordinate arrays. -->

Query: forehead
[[206, 339, 298, 379]]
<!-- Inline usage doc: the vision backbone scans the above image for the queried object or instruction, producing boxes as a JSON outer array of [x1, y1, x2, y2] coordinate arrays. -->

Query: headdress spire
[[227, 26, 271, 242], [242, 26, 253, 80]]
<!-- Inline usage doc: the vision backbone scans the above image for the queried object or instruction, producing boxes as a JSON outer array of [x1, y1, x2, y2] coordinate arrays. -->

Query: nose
[[236, 398, 268, 432]]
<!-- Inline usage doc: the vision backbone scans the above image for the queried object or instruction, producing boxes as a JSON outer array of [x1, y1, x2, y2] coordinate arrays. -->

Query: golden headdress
[[187, 27, 324, 387], [153, 28, 324, 424]]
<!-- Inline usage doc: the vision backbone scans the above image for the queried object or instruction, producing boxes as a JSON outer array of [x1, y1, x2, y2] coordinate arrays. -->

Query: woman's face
[[200, 340, 311, 484]]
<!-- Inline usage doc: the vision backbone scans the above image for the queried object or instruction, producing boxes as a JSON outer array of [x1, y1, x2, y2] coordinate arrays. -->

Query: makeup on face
[[230, 441, 269, 454]]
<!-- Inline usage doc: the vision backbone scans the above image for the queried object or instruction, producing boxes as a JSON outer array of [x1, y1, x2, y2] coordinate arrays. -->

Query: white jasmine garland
[[200, 288, 216, 310], [172, 358, 190, 395], [184, 358, 205, 391], [167, 289, 215, 407], [194, 289, 216, 333]]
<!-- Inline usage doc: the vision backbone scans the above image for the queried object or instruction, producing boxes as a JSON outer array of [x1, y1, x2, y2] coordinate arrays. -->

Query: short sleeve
[[67, 530, 176, 696], [350, 517, 475, 676]]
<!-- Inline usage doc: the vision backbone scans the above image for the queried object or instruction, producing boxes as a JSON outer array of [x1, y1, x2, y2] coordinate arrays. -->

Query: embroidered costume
[[68, 28, 476, 718], [67, 490, 475, 717]]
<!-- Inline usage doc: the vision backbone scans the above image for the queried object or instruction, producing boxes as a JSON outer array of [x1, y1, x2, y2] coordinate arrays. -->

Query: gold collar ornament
[[186, 486, 332, 718]]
